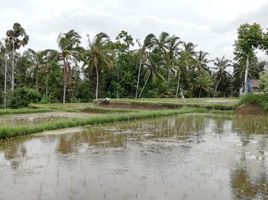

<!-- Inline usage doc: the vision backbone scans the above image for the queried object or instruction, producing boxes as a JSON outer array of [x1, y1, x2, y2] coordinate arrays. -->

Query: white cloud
[[1, 0, 268, 60]]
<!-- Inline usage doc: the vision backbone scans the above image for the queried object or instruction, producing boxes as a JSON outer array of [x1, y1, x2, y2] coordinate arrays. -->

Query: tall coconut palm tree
[[82, 32, 115, 100], [194, 51, 211, 72], [175, 42, 196, 97], [134, 34, 155, 99], [155, 33, 181, 82], [0, 42, 7, 108], [57, 30, 81, 103], [151, 32, 171, 54], [213, 56, 232, 97], [25, 49, 58, 96], [194, 71, 213, 98], [5, 23, 29, 91]]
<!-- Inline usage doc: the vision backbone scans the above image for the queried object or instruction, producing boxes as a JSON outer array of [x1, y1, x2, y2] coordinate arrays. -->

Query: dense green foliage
[[10, 87, 41, 108], [0, 22, 268, 108]]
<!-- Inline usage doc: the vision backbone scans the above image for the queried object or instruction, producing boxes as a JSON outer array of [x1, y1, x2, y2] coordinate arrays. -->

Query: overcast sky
[[1, 0, 268, 60]]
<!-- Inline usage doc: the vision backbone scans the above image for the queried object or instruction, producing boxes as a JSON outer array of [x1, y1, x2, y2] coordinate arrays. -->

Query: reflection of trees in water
[[231, 133, 268, 199], [56, 129, 126, 154], [231, 168, 268, 199], [57, 134, 77, 154], [0, 136, 56, 169], [0, 136, 31, 169], [55, 115, 208, 154], [0, 137, 32, 159], [212, 118, 227, 135]]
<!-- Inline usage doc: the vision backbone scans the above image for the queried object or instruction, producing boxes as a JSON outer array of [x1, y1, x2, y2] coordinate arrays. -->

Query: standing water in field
[[0, 114, 267, 200]]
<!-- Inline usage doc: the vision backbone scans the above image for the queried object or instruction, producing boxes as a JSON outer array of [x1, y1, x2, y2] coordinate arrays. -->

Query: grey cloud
[[212, 3, 268, 34], [1, 0, 267, 60]]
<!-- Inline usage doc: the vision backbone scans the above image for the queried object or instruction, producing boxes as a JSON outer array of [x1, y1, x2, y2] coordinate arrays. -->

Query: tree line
[[0, 22, 267, 108]]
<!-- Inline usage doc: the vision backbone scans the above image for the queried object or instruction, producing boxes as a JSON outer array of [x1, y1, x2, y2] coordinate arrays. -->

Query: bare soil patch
[[235, 103, 266, 115]]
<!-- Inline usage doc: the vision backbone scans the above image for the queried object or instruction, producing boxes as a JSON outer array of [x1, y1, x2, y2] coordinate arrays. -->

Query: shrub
[[239, 93, 268, 110], [40, 95, 50, 104], [10, 87, 41, 108]]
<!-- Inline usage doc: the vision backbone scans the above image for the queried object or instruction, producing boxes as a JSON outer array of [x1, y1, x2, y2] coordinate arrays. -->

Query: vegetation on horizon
[[0, 22, 268, 108]]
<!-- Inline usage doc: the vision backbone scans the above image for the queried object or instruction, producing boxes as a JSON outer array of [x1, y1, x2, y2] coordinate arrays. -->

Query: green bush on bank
[[239, 93, 268, 110], [10, 87, 41, 108]]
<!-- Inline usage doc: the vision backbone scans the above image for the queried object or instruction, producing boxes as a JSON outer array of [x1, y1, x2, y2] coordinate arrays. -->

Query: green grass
[[0, 108, 52, 115], [112, 98, 238, 110], [30, 103, 135, 113], [0, 98, 236, 139], [0, 107, 231, 139]]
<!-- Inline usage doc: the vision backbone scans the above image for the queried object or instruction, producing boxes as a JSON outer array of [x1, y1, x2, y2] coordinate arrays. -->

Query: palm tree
[[194, 71, 213, 98], [82, 32, 115, 100], [161, 34, 182, 82], [5, 23, 29, 91], [57, 30, 81, 103], [176, 42, 196, 97], [194, 51, 211, 72], [0, 42, 7, 108], [25, 49, 58, 96], [139, 52, 166, 97], [134, 34, 155, 99], [213, 56, 232, 97]]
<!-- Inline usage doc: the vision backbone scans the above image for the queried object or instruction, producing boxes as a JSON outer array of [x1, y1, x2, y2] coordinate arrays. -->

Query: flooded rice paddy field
[[0, 112, 98, 125], [0, 114, 268, 200]]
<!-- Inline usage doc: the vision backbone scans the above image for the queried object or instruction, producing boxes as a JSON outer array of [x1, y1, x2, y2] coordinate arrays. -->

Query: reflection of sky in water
[[0, 115, 267, 200]]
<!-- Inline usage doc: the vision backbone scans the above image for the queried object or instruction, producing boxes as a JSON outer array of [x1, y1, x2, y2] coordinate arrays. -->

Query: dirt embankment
[[235, 103, 266, 115]]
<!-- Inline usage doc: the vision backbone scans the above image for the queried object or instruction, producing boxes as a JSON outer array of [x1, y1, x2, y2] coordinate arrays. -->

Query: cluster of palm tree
[[133, 32, 233, 98], [3, 22, 265, 107]]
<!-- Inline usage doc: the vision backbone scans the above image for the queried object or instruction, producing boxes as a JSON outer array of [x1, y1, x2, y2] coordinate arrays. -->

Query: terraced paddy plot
[[0, 114, 267, 200], [0, 112, 98, 126]]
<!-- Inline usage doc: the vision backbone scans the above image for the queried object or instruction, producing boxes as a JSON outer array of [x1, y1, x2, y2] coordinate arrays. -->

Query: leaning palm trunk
[[95, 64, 99, 100], [175, 70, 181, 97], [244, 54, 249, 94], [135, 59, 142, 99], [11, 41, 15, 91], [62, 59, 67, 104], [213, 80, 220, 98], [4, 55, 7, 108], [45, 75, 49, 97], [199, 89, 202, 98], [139, 73, 150, 98]]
